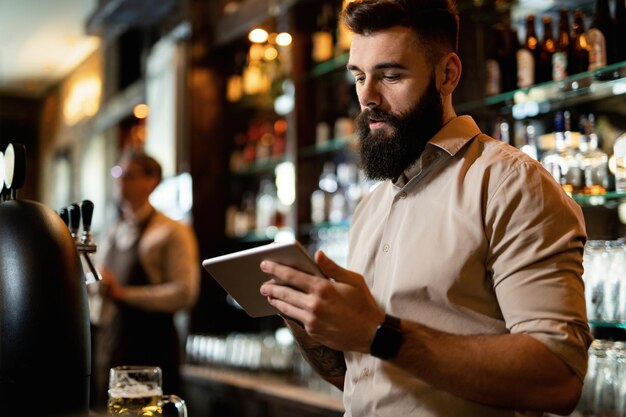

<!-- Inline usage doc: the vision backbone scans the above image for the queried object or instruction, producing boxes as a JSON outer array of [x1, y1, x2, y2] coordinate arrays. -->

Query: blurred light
[[264, 46, 278, 61], [110, 165, 123, 179], [223, 0, 240, 14], [275, 161, 295, 206], [249, 28, 269, 43], [133, 103, 149, 119], [63, 76, 101, 125], [276, 32, 292, 46], [613, 82, 626, 96], [609, 154, 616, 175], [275, 327, 294, 346], [274, 94, 294, 115], [249, 44, 265, 61]]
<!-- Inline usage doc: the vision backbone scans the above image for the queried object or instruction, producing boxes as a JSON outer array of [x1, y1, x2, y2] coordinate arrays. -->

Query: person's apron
[[95, 211, 181, 403]]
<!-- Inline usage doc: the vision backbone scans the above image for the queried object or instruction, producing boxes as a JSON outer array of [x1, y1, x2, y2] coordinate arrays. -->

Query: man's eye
[[354, 75, 365, 83], [383, 74, 400, 82]]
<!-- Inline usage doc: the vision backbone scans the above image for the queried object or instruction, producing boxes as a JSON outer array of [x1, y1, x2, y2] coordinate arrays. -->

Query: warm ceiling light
[[276, 32, 292, 46], [133, 103, 149, 119], [249, 28, 269, 43]]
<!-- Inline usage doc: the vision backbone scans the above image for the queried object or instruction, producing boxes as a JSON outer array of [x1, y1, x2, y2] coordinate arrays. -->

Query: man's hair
[[118, 148, 163, 184], [343, 0, 459, 65]]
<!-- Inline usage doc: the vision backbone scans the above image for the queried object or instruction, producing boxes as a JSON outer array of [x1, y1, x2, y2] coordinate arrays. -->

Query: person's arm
[[282, 315, 346, 390], [115, 220, 200, 312], [260, 251, 582, 416]]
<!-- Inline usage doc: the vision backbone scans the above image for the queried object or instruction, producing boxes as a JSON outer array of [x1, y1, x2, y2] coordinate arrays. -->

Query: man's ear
[[437, 52, 462, 96]]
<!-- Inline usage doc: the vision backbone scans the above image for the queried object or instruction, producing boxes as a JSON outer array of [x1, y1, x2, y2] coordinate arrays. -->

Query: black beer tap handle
[[80, 200, 94, 232], [67, 203, 81, 239], [58, 208, 69, 226]]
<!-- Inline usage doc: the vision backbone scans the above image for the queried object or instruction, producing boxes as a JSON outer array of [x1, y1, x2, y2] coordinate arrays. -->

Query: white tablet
[[202, 240, 324, 318]]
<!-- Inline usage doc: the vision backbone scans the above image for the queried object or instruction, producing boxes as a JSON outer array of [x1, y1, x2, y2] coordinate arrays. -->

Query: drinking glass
[[108, 366, 187, 416]]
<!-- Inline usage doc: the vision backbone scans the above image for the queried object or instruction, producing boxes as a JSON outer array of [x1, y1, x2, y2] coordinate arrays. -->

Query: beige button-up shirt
[[344, 116, 593, 417]]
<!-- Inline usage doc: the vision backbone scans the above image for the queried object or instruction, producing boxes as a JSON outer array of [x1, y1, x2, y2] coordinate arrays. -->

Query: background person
[[90, 148, 200, 410]]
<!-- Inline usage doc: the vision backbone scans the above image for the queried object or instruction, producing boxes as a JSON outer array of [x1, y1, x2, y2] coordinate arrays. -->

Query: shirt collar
[[393, 115, 481, 188]]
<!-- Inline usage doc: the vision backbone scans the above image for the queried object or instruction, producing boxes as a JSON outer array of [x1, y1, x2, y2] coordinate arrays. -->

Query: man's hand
[[99, 266, 125, 301], [260, 250, 385, 353]]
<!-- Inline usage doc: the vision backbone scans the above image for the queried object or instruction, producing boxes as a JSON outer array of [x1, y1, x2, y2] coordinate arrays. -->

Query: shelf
[[571, 191, 626, 206], [589, 320, 626, 329], [299, 136, 356, 158], [300, 220, 351, 236], [309, 53, 349, 79], [231, 156, 288, 176], [456, 60, 626, 118]]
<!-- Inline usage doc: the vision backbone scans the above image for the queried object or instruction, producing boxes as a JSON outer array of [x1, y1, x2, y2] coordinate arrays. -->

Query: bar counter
[[182, 364, 344, 417]]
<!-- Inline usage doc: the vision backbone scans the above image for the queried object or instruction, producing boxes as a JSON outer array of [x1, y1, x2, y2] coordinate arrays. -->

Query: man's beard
[[355, 76, 444, 181]]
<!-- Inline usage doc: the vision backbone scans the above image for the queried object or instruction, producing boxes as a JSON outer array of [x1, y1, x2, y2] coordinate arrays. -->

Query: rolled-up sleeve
[[486, 160, 593, 381]]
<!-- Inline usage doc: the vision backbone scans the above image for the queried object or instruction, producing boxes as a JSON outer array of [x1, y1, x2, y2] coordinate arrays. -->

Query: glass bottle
[[570, 9, 590, 76], [485, 24, 502, 96], [540, 110, 581, 194], [588, 0, 613, 70], [495, 19, 519, 92], [553, 8, 571, 81], [517, 14, 539, 88], [577, 113, 609, 195], [614, 132, 626, 192], [615, 0, 626, 64], [537, 15, 556, 83], [312, 2, 335, 63], [256, 177, 277, 235], [520, 120, 538, 160]]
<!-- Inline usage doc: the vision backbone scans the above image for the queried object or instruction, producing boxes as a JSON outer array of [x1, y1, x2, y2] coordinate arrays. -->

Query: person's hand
[[99, 266, 125, 301], [260, 250, 385, 353]]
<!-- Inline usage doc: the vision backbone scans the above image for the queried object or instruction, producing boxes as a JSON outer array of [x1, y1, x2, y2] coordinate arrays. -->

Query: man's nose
[[358, 80, 381, 109]]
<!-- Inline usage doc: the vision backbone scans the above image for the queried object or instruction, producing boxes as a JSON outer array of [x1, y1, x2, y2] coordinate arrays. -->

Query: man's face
[[348, 26, 444, 180], [112, 161, 155, 206]]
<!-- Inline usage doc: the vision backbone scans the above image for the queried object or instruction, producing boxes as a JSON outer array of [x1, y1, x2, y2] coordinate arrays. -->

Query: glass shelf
[[589, 320, 626, 330], [571, 191, 626, 206], [456, 60, 626, 117], [299, 136, 357, 158], [300, 220, 351, 236], [230, 156, 288, 176], [309, 53, 349, 79]]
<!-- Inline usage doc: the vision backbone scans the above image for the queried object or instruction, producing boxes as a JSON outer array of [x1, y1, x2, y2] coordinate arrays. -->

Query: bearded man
[[259, 1, 592, 416]]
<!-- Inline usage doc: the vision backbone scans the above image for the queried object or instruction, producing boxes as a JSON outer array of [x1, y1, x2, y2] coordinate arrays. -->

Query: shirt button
[[361, 368, 370, 377], [382, 244, 390, 252], [399, 191, 407, 199]]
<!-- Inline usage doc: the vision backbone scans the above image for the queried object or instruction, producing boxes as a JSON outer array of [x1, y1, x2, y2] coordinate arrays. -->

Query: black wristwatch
[[369, 314, 403, 360]]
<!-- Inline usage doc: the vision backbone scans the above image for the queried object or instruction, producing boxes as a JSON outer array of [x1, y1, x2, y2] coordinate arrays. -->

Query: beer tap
[[63, 200, 100, 283], [76, 199, 100, 283]]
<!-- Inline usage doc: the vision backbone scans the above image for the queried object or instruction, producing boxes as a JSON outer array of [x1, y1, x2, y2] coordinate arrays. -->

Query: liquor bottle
[[540, 111, 581, 194], [312, 2, 335, 63], [615, 0, 626, 63], [520, 120, 538, 160], [517, 14, 539, 88], [614, 132, 626, 192], [493, 117, 511, 145], [495, 20, 519, 92], [570, 9, 590, 75], [256, 177, 277, 234], [553, 9, 571, 81], [538, 15, 556, 83], [485, 25, 502, 96], [588, 0, 613, 70], [577, 114, 609, 195]]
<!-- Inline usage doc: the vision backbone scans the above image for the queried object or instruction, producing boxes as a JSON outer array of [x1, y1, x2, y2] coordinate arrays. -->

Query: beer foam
[[109, 385, 162, 399]]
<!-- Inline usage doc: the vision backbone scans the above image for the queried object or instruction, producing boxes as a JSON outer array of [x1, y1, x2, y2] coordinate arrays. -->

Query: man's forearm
[[283, 317, 346, 390], [391, 320, 582, 415]]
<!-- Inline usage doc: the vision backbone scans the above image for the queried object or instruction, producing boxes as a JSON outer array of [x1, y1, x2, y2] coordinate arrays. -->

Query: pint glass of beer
[[107, 366, 187, 416]]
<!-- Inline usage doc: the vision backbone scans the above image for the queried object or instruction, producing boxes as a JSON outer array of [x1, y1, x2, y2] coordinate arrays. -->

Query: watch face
[[370, 315, 403, 360]]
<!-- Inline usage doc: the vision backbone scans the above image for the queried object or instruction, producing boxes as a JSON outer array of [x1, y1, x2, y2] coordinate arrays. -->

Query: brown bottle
[[553, 9, 571, 81], [588, 0, 614, 69], [615, 0, 626, 63], [570, 9, 590, 75], [517, 14, 539, 88], [538, 15, 556, 83]]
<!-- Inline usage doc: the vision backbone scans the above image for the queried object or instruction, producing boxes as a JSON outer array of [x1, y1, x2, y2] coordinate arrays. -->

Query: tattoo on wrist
[[302, 345, 346, 378]]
